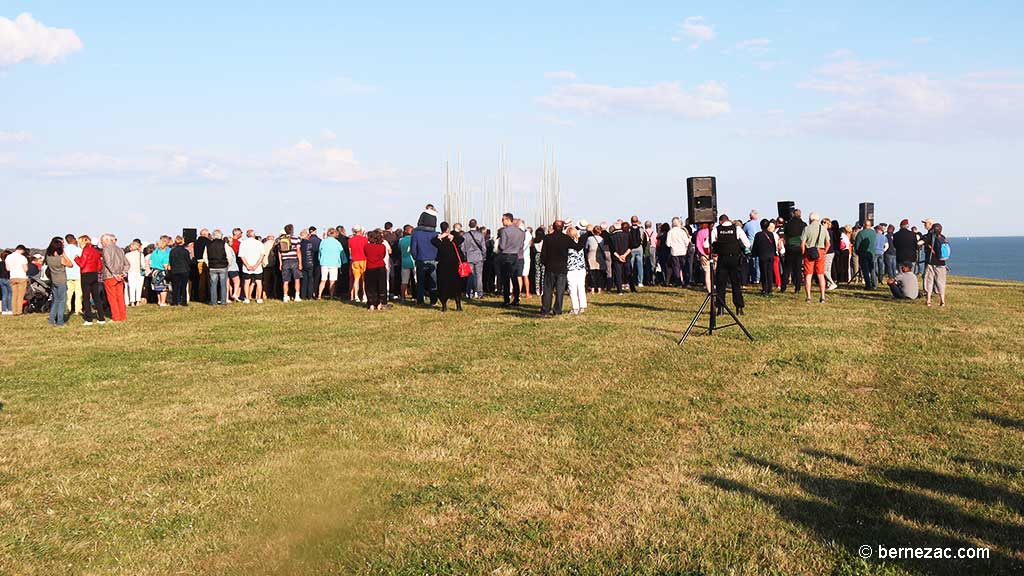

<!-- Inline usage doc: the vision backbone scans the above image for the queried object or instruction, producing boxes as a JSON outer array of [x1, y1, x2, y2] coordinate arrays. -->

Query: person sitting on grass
[[887, 263, 919, 300]]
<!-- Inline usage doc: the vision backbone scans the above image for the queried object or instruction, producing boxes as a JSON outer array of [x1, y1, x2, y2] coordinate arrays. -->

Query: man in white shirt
[[4, 246, 29, 315], [666, 217, 691, 286], [238, 229, 265, 303], [63, 234, 83, 315]]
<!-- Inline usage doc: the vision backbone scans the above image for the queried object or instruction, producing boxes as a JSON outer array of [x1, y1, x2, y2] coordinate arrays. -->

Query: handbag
[[453, 240, 472, 278], [805, 225, 823, 261]]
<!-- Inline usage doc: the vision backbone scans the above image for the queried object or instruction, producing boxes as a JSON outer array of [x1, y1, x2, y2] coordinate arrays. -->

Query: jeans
[[672, 255, 689, 286], [874, 254, 885, 281], [49, 282, 68, 325], [0, 278, 10, 312], [540, 270, 568, 315], [414, 260, 437, 305], [81, 272, 105, 321], [467, 261, 483, 296], [630, 248, 645, 285], [860, 253, 876, 289], [566, 269, 587, 312], [103, 277, 127, 321], [758, 258, 775, 294], [884, 254, 897, 279], [209, 268, 228, 304], [126, 272, 143, 305], [823, 253, 836, 289], [171, 272, 190, 305], [66, 278, 82, 314], [782, 249, 803, 291], [748, 255, 760, 284], [715, 257, 745, 310], [498, 253, 520, 304], [301, 265, 316, 299]]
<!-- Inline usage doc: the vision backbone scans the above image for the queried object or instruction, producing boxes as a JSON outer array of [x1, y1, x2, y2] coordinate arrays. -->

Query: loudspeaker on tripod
[[777, 201, 795, 221], [859, 202, 875, 226], [686, 176, 717, 224]]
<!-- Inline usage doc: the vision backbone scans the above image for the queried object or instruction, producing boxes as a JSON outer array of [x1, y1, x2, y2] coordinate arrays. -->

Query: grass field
[[1, 278, 1022, 575]]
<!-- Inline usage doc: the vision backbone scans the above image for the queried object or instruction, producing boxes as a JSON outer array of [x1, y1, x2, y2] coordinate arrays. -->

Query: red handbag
[[453, 240, 472, 278]]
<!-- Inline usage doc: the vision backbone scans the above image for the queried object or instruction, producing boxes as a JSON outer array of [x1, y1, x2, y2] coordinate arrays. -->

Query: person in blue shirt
[[317, 228, 345, 299], [873, 224, 888, 282], [742, 210, 761, 285], [410, 206, 439, 305]]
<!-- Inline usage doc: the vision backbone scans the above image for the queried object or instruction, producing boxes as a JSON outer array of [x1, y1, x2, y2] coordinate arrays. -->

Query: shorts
[[515, 259, 525, 276], [401, 268, 413, 284], [924, 264, 946, 295], [281, 260, 300, 282], [322, 266, 339, 282], [243, 272, 261, 282], [699, 254, 711, 269], [351, 260, 366, 280], [803, 253, 826, 275], [228, 270, 240, 279]]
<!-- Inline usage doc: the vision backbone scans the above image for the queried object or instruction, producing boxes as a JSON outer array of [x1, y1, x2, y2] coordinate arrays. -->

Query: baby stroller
[[24, 276, 53, 314]]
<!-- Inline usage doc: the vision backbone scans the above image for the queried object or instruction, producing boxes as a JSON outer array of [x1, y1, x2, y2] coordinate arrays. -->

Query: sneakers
[[256, 298, 264, 304], [242, 299, 250, 304], [819, 296, 826, 303], [97, 320, 106, 325], [82, 321, 93, 326], [805, 297, 812, 303], [283, 295, 291, 302], [294, 296, 302, 302]]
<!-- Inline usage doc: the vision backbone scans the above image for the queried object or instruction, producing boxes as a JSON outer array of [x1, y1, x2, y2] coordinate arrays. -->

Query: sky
[[2, 1, 1023, 246]]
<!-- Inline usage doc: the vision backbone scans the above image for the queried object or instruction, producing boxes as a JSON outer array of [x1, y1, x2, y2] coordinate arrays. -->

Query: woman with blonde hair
[[73, 235, 106, 325], [125, 239, 144, 307], [149, 236, 172, 306]]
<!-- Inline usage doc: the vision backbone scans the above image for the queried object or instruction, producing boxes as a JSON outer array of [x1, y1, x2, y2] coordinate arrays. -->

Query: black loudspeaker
[[183, 228, 198, 244], [859, 202, 875, 226], [777, 201, 795, 221], [686, 176, 717, 224]]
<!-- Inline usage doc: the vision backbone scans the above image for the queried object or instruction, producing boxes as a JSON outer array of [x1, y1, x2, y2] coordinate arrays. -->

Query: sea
[[947, 237, 1024, 282]]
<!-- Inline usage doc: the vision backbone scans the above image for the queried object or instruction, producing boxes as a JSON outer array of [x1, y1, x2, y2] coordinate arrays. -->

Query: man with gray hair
[[204, 229, 230, 305], [743, 210, 761, 285], [100, 233, 130, 321], [800, 211, 830, 303]]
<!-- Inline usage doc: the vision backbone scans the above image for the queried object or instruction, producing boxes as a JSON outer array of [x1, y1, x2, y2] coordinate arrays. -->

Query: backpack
[[937, 237, 951, 261], [278, 235, 292, 252]]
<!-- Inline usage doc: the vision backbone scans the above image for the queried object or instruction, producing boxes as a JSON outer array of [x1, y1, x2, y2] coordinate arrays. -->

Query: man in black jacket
[[781, 209, 806, 293], [712, 214, 745, 314], [168, 236, 192, 306], [610, 221, 635, 294], [539, 220, 582, 316], [205, 229, 230, 305], [892, 219, 918, 269], [752, 219, 778, 296]]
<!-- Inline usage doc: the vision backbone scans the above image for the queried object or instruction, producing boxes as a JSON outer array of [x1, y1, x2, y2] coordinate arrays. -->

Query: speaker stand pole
[[679, 258, 754, 345]]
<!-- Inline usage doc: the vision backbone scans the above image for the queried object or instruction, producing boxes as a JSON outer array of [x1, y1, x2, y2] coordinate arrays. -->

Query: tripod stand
[[678, 258, 754, 344]]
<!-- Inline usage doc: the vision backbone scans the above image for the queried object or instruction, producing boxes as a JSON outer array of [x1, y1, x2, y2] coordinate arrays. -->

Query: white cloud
[[544, 70, 577, 80], [272, 140, 391, 183], [0, 13, 82, 67], [825, 48, 854, 59], [672, 16, 714, 49], [736, 38, 771, 52], [0, 130, 31, 143], [538, 80, 729, 119], [321, 128, 337, 141], [798, 52, 1024, 138], [325, 76, 378, 94], [38, 150, 227, 182]]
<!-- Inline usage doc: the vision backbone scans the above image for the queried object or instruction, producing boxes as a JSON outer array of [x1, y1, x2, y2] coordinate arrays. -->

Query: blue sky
[[2, 1, 1022, 245]]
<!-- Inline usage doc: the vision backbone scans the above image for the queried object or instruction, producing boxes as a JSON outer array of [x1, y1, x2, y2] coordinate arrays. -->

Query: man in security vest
[[711, 214, 745, 315]]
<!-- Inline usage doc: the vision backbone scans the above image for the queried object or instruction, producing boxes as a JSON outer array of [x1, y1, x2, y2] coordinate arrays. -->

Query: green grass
[[1, 278, 1022, 575]]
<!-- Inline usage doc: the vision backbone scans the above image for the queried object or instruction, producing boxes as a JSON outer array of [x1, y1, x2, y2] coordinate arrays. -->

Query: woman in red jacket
[[74, 235, 106, 325]]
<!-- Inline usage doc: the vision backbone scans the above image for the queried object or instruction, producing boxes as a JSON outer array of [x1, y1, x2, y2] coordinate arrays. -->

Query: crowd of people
[[0, 204, 952, 326]]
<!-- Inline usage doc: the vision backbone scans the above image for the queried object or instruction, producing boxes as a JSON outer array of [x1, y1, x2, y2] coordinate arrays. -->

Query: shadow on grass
[[701, 450, 1024, 574], [975, 410, 1024, 431], [468, 298, 545, 319]]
